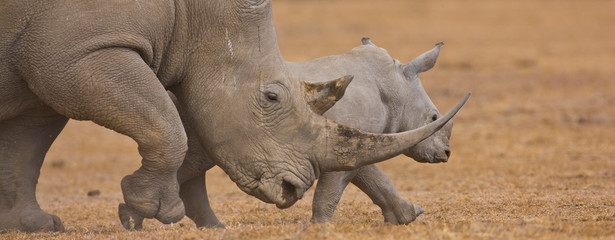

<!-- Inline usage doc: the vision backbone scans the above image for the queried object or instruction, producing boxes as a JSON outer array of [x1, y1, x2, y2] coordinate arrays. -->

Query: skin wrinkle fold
[[248, 131, 310, 198]]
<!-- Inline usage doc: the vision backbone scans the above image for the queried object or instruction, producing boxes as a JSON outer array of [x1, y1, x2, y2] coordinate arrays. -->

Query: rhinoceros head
[[171, 1, 467, 208], [401, 42, 454, 163], [358, 39, 453, 163]]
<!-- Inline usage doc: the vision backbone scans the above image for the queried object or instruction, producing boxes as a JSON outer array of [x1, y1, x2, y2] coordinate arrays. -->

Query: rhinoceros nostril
[[444, 149, 451, 158]]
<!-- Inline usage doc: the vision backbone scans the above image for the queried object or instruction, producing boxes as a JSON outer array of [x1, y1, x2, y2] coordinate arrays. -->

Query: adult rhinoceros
[[0, 0, 468, 232], [289, 38, 454, 225]]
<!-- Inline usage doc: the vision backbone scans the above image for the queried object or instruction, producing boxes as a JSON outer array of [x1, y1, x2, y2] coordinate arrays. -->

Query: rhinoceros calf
[[289, 38, 453, 224], [0, 0, 468, 232]]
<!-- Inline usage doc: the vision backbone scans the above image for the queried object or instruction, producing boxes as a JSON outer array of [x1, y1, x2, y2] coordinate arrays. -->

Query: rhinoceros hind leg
[[310, 171, 357, 223], [16, 208, 66, 232], [180, 174, 225, 229], [0, 207, 65, 232], [351, 164, 423, 224], [0, 113, 68, 232]]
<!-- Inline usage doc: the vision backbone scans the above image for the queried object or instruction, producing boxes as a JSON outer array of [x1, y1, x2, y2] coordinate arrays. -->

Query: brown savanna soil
[[4, 0, 615, 239]]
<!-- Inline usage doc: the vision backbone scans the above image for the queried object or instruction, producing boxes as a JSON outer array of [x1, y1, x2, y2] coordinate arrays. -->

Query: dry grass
[[3, 0, 615, 239]]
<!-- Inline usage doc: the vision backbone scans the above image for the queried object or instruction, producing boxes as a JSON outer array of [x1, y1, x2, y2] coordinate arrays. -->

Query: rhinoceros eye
[[265, 92, 278, 102], [431, 114, 438, 121]]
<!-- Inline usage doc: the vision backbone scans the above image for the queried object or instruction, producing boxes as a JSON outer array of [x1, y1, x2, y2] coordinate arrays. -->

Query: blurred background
[[30, 0, 615, 238]]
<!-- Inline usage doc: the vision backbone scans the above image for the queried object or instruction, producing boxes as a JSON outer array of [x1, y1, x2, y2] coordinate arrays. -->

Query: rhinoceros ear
[[361, 37, 375, 46], [303, 75, 354, 115], [404, 42, 444, 76]]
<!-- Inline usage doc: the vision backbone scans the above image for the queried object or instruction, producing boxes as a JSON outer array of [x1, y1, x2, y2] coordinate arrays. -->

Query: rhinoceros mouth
[[404, 149, 450, 163], [277, 180, 299, 209], [434, 149, 451, 163], [276, 174, 306, 209], [248, 173, 307, 209]]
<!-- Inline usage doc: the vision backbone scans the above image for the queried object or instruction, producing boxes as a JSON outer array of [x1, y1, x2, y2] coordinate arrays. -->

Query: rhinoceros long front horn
[[316, 92, 471, 172]]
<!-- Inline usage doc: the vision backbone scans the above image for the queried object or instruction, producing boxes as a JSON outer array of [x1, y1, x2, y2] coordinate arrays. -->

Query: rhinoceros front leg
[[119, 173, 225, 230], [350, 164, 424, 224], [118, 91, 224, 230], [25, 49, 187, 228], [179, 174, 225, 229], [171, 89, 224, 229], [120, 159, 225, 230], [311, 165, 424, 225], [0, 113, 68, 232], [310, 170, 358, 223]]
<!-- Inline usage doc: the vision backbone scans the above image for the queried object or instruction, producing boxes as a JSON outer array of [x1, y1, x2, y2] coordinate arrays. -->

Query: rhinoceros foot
[[197, 220, 226, 229], [0, 208, 65, 232], [382, 199, 424, 225], [118, 203, 144, 230], [120, 168, 185, 226]]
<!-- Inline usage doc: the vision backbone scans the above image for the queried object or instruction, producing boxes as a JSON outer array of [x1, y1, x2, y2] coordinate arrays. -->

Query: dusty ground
[[4, 0, 615, 239]]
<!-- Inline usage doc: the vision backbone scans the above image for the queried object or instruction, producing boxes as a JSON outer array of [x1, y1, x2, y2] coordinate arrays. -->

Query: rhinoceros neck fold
[[160, 0, 283, 87]]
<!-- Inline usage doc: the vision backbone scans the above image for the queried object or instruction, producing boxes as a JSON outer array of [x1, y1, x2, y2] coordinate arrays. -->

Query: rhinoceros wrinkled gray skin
[[288, 38, 453, 224], [0, 0, 468, 232], [119, 40, 467, 229]]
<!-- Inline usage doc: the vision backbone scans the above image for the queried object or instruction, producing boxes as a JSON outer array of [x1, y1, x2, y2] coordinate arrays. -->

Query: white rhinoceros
[[0, 0, 468, 232], [126, 39, 465, 229], [289, 38, 453, 224]]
